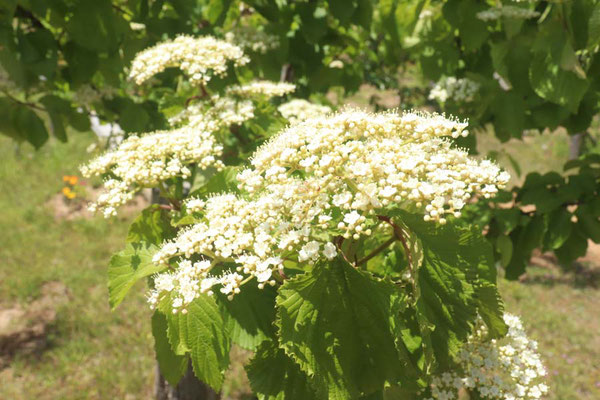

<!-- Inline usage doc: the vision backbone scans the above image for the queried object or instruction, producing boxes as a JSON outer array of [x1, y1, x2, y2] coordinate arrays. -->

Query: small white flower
[[323, 242, 337, 260]]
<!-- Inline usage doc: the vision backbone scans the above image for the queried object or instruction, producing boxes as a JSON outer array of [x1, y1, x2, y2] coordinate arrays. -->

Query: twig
[[2, 90, 46, 112], [355, 236, 396, 266]]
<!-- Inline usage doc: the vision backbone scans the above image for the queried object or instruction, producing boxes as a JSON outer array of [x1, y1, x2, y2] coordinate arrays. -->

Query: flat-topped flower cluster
[[277, 99, 332, 125], [477, 5, 540, 21], [81, 127, 223, 217], [129, 35, 249, 85], [168, 81, 296, 130], [224, 26, 279, 54], [149, 109, 510, 312], [83, 38, 299, 218], [226, 80, 296, 98], [429, 76, 480, 104], [429, 313, 548, 400]]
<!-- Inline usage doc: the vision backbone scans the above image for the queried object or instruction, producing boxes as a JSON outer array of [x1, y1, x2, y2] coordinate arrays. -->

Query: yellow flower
[[62, 187, 76, 199]]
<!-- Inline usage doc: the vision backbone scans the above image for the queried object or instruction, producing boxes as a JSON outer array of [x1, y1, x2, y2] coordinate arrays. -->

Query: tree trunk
[[569, 132, 584, 160], [151, 188, 220, 400], [154, 362, 220, 400]]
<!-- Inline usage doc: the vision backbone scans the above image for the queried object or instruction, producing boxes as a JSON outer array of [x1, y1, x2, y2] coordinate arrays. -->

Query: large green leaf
[[246, 340, 318, 400], [543, 209, 573, 250], [276, 257, 408, 399], [11, 105, 49, 149], [108, 241, 162, 309], [218, 284, 277, 351], [506, 215, 547, 280], [66, 0, 126, 53], [491, 91, 526, 141], [152, 311, 189, 387], [159, 294, 231, 391], [577, 204, 600, 243], [555, 226, 588, 265], [529, 52, 589, 113], [400, 213, 507, 346]]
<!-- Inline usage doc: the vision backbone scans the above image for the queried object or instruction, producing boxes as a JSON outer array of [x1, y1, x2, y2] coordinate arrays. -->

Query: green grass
[[0, 135, 155, 400], [501, 266, 600, 400], [1, 131, 599, 399]]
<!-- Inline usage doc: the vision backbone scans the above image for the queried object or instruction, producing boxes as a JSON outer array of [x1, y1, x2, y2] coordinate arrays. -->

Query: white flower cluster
[[169, 95, 256, 130], [477, 6, 540, 21], [224, 27, 279, 54], [277, 99, 332, 125], [81, 127, 223, 217], [129, 35, 249, 85], [226, 80, 296, 98], [149, 109, 509, 311], [169, 80, 295, 130], [429, 77, 480, 104], [429, 313, 548, 400]]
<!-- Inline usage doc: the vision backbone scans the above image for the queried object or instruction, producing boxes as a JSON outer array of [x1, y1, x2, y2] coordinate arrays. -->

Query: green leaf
[[11, 105, 49, 149], [491, 91, 526, 140], [399, 214, 503, 361], [160, 294, 231, 391], [66, 0, 125, 53], [577, 204, 600, 243], [506, 215, 547, 280], [543, 209, 573, 250], [555, 227, 588, 265], [402, 214, 477, 367], [496, 234, 513, 267], [520, 186, 563, 213], [506, 154, 521, 178], [108, 241, 162, 309], [63, 41, 99, 85], [152, 311, 189, 387], [276, 257, 407, 398], [329, 0, 357, 24], [105, 97, 149, 133], [218, 284, 277, 350], [67, 108, 91, 132], [190, 166, 241, 197], [246, 340, 318, 400], [127, 205, 177, 245], [588, 4, 600, 49], [529, 52, 589, 113], [39, 95, 71, 142], [205, 0, 233, 25]]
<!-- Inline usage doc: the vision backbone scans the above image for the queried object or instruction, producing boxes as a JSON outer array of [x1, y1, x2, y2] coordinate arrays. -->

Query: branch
[[355, 237, 395, 267], [378, 215, 418, 293], [2, 90, 46, 112]]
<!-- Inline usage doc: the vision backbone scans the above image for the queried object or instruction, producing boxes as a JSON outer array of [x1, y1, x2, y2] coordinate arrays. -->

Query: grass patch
[[0, 135, 155, 400], [501, 265, 600, 400]]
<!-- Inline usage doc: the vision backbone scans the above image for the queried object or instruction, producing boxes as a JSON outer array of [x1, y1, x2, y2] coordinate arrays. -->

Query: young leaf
[[276, 257, 408, 399], [152, 311, 189, 387], [127, 205, 177, 245], [159, 294, 231, 391], [246, 340, 318, 400], [108, 241, 162, 309]]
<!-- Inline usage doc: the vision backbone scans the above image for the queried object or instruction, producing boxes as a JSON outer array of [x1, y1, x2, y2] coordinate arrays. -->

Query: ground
[[0, 130, 598, 399]]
